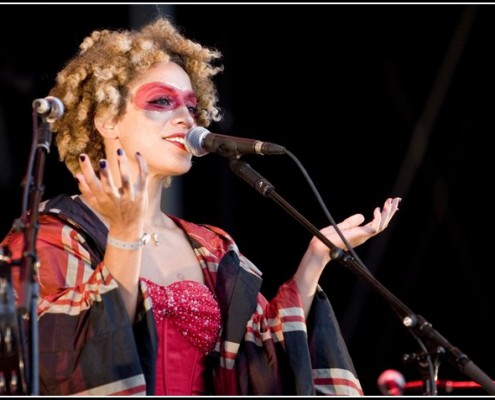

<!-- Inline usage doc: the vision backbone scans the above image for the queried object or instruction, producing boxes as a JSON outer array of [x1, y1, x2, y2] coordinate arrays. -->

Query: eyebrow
[[134, 81, 194, 93]]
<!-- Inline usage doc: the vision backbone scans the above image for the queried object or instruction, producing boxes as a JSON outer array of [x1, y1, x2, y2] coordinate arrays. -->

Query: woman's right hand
[[75, 150, 149, 238]]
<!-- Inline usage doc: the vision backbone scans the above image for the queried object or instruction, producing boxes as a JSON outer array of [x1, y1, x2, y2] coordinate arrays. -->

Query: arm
[[3, 216, 153, 395], [75, 151, 149, 320], [294, 197, 401, 318]]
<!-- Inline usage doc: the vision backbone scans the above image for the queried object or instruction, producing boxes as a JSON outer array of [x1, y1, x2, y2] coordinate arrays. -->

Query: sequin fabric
[[141, 278, 221, 354]]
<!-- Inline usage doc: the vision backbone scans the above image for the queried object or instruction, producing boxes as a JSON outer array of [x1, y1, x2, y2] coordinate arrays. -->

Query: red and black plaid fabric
[[1, 194, 363, 396]]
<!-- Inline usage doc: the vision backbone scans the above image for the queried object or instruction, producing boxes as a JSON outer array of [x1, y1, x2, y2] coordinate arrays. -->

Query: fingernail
[[117, 148, 123, 156], [79, 154, 86, 162], [99, 160, 107, 169], [136, 151, 141, 157], [74, 177, 79, 184]]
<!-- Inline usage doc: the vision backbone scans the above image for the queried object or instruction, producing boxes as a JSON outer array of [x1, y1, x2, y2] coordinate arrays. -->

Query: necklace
[[143, 223, 161, 246], [143, 230, 160, 246], [149, 232, 160, 246], [144, 213, 170, 247]]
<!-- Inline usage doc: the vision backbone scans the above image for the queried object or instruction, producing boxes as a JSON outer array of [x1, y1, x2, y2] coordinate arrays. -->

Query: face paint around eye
[[133, 82, 197, 114]]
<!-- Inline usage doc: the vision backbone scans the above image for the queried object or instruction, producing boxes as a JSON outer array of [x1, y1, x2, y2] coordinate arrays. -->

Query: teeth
[[165, 137, 185, 144]]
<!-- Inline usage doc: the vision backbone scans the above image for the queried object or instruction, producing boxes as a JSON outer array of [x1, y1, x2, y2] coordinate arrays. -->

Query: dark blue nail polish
[[99, 160, 107, 169], [79, 154, 86, 162], [117, 149, 123, 156], [136, 151, 141, 156]]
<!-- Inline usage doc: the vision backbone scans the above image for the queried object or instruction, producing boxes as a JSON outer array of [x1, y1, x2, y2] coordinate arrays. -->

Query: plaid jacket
[[2, 194, 363, 396]]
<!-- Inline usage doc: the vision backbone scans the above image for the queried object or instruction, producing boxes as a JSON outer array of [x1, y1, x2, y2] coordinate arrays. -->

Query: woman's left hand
[[309, 197, 402, 265]]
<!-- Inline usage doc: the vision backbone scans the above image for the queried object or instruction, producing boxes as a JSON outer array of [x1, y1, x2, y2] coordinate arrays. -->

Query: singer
[[1, 16, 400, 396]]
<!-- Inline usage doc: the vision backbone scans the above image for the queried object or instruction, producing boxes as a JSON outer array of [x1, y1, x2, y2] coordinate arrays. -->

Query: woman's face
[[111, 61, 197, 178]]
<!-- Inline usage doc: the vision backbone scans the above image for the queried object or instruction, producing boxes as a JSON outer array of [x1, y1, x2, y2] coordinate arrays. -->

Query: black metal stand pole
[[229, 157, 495, 395]]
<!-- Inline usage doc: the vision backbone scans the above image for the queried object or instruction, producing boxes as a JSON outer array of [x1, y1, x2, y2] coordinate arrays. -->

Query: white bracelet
[[107, 233, 151, 251]]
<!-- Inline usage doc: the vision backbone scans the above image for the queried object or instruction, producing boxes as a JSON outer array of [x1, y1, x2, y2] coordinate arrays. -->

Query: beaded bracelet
[[107, 233, 151, 251]]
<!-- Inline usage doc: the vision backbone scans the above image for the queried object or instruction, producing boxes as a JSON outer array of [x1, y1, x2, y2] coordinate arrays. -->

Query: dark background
[[1, 3, 494, 396]]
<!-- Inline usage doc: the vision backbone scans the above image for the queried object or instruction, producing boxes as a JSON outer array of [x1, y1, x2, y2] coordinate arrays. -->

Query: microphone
[[377, 369, 406, 396], [32, 96, 64, 122], [185, 126, 286, 157]]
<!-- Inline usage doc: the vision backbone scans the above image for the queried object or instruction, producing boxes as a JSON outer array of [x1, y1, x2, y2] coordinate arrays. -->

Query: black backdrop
[[1, 3, 494, 396]]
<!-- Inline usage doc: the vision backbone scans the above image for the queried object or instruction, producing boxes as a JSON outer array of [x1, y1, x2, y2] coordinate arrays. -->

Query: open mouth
[[163, 134, 187, 151]]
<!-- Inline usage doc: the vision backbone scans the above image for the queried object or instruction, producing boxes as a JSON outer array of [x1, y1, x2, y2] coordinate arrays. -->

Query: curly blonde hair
[[49, 16, 223, 176]]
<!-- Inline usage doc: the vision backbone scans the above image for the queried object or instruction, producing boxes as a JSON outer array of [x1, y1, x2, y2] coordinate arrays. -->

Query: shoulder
[[169, 215, 235, 247], [2, 212, 69, 260], [169, 215, 262, 277]]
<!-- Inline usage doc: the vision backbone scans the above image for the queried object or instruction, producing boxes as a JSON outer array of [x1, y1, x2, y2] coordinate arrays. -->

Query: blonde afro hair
[[49, 16, 223, 175]]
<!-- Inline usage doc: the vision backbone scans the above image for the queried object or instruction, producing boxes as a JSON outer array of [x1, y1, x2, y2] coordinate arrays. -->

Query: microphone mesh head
[[185, 126, 209, 157]]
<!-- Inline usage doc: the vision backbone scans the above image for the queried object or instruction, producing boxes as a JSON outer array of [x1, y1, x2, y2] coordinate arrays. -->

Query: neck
[[144, 177, 171, 227]]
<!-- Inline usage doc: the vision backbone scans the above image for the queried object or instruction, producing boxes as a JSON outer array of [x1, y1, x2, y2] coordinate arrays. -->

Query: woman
[[2, 16, 401, 395]]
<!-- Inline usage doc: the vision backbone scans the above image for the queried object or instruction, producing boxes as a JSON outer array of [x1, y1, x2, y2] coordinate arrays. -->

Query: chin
[[173, 160, 193, 176]]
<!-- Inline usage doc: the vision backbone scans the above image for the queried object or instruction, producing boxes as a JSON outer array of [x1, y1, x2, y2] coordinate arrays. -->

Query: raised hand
[[295, 197, 402, 316], [75, 149, 149, 235], [318, 196, 402, 256]]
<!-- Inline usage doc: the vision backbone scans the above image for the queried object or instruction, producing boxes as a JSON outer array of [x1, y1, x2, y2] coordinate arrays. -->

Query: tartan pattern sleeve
[[1, 195, 157, 395]]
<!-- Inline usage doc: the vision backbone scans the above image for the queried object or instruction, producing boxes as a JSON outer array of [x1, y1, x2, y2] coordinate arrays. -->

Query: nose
[[171, 105, 195, 129]]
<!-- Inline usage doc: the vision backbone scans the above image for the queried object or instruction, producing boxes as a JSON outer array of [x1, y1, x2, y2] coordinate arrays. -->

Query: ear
[[94, 114, 119, 139]]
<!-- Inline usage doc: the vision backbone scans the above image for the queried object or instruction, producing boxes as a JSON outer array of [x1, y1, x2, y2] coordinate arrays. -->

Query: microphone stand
[[228, 157, 495, 396], [1, 100, 61, 395], [21, 110, 56, 395]]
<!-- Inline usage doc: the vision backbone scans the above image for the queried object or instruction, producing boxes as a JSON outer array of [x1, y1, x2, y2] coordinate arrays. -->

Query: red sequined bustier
[[141, 278, 222, 395]]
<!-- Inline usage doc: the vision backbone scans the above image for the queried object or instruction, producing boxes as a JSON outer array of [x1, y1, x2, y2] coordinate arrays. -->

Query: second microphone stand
[[228, 156, 495, 396]]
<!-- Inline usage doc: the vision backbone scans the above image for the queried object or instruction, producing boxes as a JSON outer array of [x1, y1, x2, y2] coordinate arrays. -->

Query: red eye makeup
[[133, 82, 197, 116]]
